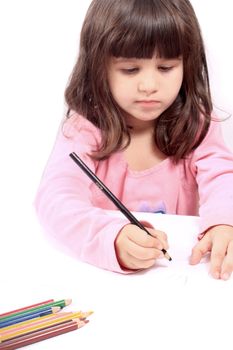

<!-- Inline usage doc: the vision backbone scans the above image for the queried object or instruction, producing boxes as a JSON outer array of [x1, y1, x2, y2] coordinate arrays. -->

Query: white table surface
[[1, 208, 233, 350]]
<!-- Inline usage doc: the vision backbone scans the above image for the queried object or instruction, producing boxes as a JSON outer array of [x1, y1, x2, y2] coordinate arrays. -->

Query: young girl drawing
[[35, 0, 233, 280]]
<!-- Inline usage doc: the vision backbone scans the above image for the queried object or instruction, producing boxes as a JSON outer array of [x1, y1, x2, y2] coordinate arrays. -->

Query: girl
[[35, 0, 233, 280]]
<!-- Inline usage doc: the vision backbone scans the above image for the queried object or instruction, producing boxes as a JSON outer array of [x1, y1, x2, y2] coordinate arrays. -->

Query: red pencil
[[0, 300, 54, 319], [0, 319, 87, 349]]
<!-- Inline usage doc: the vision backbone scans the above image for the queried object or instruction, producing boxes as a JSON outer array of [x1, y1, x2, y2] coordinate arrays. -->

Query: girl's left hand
[[190, 225, 233, 280]]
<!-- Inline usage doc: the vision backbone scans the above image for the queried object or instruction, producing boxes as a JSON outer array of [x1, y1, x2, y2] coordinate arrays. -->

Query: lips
[[136, 100, 159, 103], [135, 100, 160, 107]]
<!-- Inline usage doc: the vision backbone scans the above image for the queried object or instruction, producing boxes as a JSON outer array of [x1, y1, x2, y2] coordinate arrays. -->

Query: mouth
[[135, 100, 161, 107]]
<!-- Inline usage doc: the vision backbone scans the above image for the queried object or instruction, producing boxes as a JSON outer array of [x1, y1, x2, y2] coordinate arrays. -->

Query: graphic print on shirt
[[138, 201, 166, 214]]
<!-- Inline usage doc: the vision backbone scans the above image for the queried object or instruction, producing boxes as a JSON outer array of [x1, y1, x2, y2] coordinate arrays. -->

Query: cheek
[[108, 76, 119, 96], [111, 90, 128, 107], [169, 72, 183, 97], [109, 78, 131, 104], [176, 69, 184, 91]]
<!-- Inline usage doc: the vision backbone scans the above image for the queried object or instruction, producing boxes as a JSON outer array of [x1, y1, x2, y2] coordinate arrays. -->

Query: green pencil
[[0, 299, 72, 322]]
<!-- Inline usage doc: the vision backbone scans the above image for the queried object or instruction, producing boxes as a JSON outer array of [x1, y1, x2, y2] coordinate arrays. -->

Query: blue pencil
[[0, 307, 60, 329]]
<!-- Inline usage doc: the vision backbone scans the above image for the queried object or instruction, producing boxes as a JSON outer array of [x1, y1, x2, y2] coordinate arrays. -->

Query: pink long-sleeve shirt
[[35, 113, 233, 272]]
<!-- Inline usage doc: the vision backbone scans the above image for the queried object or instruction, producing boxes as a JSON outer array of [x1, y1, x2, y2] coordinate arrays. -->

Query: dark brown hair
[[65, 0, 212, 161]]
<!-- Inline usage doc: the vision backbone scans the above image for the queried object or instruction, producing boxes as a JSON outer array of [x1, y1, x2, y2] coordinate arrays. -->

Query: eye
[[158, 65, 173, 72], [121, 68, 139, 74]]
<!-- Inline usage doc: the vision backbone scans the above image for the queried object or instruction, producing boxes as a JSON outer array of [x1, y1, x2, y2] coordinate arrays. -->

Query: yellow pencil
[[0, 311, 93, 342]]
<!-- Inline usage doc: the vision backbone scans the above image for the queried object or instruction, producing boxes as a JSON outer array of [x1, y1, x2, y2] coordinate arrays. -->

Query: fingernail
[[214, 271, 220, 279], [222, 273, 230, 280]]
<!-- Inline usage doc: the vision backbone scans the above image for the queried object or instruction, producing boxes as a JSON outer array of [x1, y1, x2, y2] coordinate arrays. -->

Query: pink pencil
[[0, 300, 54, 318]]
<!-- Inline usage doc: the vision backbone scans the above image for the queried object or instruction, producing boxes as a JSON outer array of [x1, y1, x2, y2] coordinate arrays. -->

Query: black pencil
[[69, 152, 172, 261]]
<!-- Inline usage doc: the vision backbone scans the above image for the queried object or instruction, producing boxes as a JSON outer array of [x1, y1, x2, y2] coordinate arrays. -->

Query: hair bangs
[[108, 1, 183, 59]]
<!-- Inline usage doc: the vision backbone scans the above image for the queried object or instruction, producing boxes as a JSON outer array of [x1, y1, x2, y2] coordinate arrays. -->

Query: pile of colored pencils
[[0, 298, 92, 349]]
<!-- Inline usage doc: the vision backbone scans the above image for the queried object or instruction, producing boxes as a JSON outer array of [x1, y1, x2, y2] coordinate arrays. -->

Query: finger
[[126, 253, 161, 270], [127, 238, 164, 261], [128, 226, 168, 251], [128, 247, 165, 269], [190, 235, 212, 265], [146, 228, 169, 250], [209, 234, 230, 279], [117, 247, 162, 270], [215, 240, 233, 280]]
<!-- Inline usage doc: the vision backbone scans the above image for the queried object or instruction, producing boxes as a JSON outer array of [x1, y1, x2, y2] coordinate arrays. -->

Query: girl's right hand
[[114, 224, 169, 270]]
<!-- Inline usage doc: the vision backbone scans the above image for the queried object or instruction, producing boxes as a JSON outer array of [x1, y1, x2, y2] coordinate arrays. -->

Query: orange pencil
[[0, 319, 87, 350]]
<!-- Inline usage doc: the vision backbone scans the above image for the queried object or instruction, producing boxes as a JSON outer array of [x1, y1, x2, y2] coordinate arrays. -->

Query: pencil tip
[[65, 299, 72, 306], [52, 306, 61, 312], [78, 321, 87, 328], [163, 251, 172, 261], [86, 310, 94, 316]]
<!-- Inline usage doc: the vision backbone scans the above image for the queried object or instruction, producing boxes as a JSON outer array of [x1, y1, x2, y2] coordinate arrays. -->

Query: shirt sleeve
[[190, 119, 233, 233], [34, 116, 129, 273]]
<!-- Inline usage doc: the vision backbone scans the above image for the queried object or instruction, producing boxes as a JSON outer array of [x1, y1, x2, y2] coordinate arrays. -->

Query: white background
[[0, 0, 232, 246], [0, 3, 233, 349]]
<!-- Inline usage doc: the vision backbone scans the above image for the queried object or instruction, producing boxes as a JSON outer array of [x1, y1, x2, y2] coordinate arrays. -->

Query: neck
[[123, 127, 166, 171]]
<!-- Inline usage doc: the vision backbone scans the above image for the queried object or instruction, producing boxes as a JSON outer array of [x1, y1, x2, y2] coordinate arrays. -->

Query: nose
[[138, 72, 158, 95]]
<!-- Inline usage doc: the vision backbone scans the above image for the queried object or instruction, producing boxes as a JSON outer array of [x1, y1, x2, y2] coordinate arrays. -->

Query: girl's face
[[107, 55, 183, 128]]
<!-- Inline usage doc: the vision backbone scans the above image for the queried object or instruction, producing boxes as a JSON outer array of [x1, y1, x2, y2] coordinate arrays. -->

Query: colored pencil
[[0, 299, 54, 318], [69, 152, 172, 261], [0, 312, 74, 335], [0, 299, 72, 322], [0, 307, 60, 329], [0, 319, 87, 350], [0, 311, 92, 342]]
